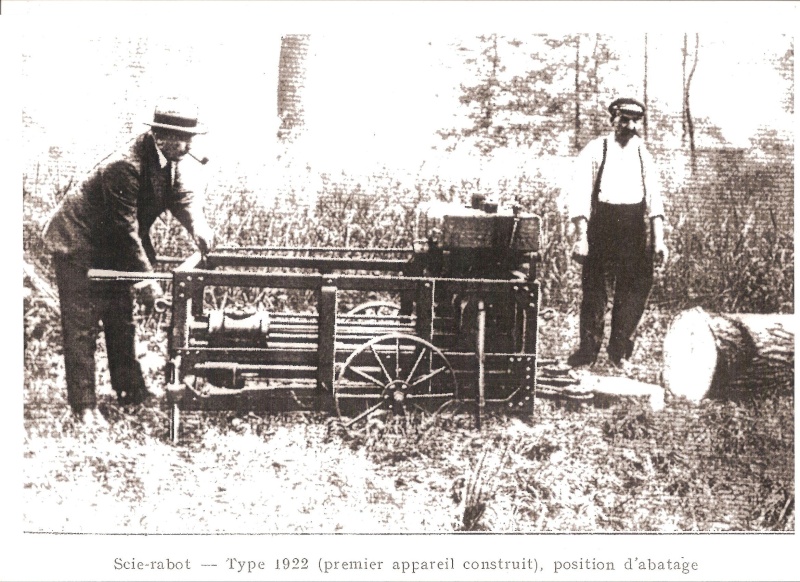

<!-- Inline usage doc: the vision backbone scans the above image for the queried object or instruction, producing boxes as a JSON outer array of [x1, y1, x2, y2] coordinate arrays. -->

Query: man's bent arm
[[102, 162, 153, 272]]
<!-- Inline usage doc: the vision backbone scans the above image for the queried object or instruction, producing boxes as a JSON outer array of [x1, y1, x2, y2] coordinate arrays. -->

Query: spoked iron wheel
[[345, 301, 401, 317], [334, 333, 458, 426]]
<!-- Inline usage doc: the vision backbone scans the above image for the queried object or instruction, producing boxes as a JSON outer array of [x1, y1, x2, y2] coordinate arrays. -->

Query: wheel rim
[[345, 301, 401, 317], [334, 332, 458, 425]]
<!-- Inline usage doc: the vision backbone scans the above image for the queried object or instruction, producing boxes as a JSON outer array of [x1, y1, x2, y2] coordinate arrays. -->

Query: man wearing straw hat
[[566, 97, 668, 369], [42, 98, 214, 426]]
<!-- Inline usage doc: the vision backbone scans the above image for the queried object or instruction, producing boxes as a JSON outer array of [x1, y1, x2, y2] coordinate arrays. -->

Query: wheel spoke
[[405, 346, 427, 384], [347, 399, 389, 425], [347, 366, 386, 388], [409, 402, 429, 415], [346, 301, 401, 317], [395, 337, 400, 378], [406, 392, 456, 400], [336, 391, 384, 399], [336, 333, 458, 425], [409, 365, 448, 388], [370, 343, 393, 383]]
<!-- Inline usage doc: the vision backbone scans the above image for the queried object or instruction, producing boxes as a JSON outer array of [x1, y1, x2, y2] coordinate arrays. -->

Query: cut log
[[583, 374, 665, 411], [663, 307, 794, 402]]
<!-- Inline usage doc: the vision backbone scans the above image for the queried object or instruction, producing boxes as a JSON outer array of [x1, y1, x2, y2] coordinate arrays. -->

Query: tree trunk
[[663, 307, 795, 402], [590, 34, 601, 136], [684, 34, 699, 171], [574, 35, 581, 151], [483, 34, 499, 136], [277, 34, 311, 141], [681, 34, 687, 144], [643, 33, 648, 141]]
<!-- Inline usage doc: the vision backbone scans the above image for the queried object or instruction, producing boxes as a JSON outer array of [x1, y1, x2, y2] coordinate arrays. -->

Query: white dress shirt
[[567, 133, 665, 221]]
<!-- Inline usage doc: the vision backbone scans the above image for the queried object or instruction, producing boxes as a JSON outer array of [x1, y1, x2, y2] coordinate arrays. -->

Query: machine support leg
[[525, 284, 539, 355], [525, 284, 539, 416], [190, 281, 204, 319], [415, 280, 434, 343], [167, 356, 183, 444], [169, 402, 180, 444], [317, 283, 338, 410], [476, 299, 486, 429]]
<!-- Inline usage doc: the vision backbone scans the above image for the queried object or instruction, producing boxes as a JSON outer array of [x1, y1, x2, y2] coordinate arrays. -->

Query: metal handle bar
[[88, 269, 173, 282]]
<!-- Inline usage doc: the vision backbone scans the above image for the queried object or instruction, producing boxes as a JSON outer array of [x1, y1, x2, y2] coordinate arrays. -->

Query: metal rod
[[88, 269, 172, 282], [208, 253, 409, 271], [155, 255, 188, 265], [476, 299, 486, 430], [215, 245, 412, 253]]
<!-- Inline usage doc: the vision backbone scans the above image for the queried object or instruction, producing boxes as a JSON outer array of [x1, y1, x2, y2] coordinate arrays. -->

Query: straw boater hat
[[145, 98, 206, 135]]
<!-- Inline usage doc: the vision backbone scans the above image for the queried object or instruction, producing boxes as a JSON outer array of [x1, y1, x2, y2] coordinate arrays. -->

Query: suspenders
[[590, 138, 608, 218], [590, 137, 647, 218], [637, 146, 646, 202]]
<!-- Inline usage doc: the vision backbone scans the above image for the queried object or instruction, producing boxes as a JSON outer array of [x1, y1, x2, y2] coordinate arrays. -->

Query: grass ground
[[22, 287, 794, 533]]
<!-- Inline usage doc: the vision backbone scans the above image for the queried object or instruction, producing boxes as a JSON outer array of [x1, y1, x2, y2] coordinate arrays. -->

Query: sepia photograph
[[7, 1, 797, 580]]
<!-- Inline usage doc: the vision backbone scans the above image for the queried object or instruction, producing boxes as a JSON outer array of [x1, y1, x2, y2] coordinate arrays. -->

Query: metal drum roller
[[206, 310, 270, 347]]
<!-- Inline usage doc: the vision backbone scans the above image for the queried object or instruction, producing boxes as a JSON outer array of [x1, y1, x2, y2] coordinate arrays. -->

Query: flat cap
[[608, 97, 646, 119]]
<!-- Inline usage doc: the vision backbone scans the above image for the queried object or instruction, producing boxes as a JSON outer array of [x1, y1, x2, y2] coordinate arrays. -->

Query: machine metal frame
[[164, 247, 540, 442]]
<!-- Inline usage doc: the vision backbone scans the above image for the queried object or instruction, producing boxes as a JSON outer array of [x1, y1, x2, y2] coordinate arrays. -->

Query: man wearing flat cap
[[565, 97, 668, 368], [42, 98, 215, 426]]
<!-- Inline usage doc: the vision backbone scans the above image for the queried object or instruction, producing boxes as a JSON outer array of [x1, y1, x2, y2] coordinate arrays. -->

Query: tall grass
[[24, 144, 793, 316], [658, 148, 794, 313]]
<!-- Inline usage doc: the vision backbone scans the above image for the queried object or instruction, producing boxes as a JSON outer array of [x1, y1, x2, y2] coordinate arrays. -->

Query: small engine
[[411, 197, 540, 280]]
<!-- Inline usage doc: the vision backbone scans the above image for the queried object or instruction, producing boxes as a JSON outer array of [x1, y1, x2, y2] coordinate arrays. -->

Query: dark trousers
[[53, 254, 146, 412], [579, 201, 653, 361]]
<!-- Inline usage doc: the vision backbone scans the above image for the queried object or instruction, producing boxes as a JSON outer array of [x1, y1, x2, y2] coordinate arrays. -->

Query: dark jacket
[[42, 132, 208, 271]]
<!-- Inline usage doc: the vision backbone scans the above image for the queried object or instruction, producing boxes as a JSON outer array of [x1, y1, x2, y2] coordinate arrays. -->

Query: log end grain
[[663, 307, 718, 402], [663, 307, 795, 402]]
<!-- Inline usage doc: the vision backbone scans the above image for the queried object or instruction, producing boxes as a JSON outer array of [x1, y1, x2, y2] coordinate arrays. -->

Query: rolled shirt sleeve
[[566, 138, 602, 222], [640, 146, 666, 219]]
